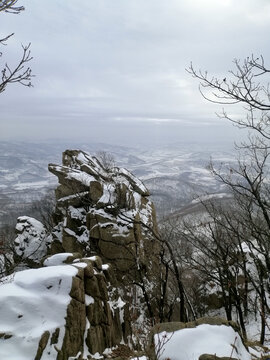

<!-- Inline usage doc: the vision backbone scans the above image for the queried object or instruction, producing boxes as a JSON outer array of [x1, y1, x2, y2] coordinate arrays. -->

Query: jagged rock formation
[[0, 150, 162, 359], [48, 150, 160, 293]]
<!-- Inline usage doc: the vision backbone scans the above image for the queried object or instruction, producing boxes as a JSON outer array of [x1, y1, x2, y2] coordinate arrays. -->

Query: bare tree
[[0, 223, 16, 278], [0, 0, 33, 94], [187, 55, 270, 344], [118, 210, 191, 323], [95, 151, 115, 171], [28, 189, 56, 232]]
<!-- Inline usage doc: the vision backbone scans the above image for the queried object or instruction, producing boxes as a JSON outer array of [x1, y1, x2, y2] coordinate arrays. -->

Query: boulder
[[14, 216, 51, 268]]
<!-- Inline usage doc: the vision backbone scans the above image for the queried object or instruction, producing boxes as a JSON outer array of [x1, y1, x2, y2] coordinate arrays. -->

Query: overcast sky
[[1, 0, 270, 147]]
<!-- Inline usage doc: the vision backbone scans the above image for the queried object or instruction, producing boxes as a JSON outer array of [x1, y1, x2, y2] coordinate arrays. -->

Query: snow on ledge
[[43, 253, 74, 267]]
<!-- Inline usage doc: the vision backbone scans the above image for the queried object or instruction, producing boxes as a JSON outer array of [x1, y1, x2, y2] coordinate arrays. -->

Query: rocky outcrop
[[1, 150, 162, 358], [48, 150, 160, 305], [0, 254, 129, 359]]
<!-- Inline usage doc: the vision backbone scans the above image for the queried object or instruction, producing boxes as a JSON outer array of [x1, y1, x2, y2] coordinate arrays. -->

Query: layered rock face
[[48, 150, 159, 283]]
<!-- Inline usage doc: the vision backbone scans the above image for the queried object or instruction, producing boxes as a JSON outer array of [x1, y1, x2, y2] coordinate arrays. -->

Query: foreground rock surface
[[0, 255, 127, 359]]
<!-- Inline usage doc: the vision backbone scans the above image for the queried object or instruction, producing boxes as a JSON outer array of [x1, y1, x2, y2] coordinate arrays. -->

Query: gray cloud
[[0, 0, 269, 146]]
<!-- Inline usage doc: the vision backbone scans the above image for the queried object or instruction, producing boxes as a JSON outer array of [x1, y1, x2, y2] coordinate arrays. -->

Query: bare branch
[[0, 2, 33, 93], [187, 57, 270, 111], [0, 0, 24, 14], [0, 42, 33, 93], [187, 56, 270, 143]]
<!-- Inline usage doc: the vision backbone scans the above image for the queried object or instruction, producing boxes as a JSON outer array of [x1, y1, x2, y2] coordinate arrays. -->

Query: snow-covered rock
[[0, 256, 127, 359], [48, 149, 160, 287], [42, 252, 75, 267], [14, 216, 51, 267], [157, 325, 250, 360], [151, 318, 251, 360]]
